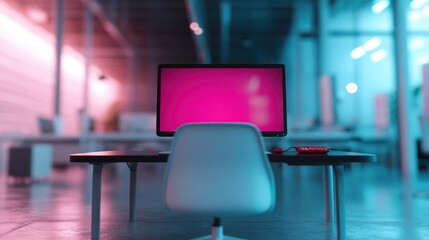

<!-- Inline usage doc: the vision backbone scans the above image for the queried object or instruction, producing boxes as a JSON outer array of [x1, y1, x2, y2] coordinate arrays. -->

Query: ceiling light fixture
[[194, 27, 203, 35], [410, 0, 429, 9], [370, 49, 387, 62], [422, 5, 429, 16], [346, 83, 358, 94], [363, 37, 381, 51], [409, 10, 422, 21], [189, 22, 199, 31], [409, 38, 425, 50], [350, 46, 366, 59], [372, 0, 390, 14]]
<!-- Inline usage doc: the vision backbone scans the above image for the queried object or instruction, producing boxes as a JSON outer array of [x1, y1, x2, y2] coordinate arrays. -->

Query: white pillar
[[392, 0, 417, 179], [83, 0, 94, 136], [53, 0, 64, 134], [317, 0, 330, 126]]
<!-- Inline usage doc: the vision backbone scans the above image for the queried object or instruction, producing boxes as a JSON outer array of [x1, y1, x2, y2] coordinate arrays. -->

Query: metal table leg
[[333, 165, 345, 240], [91, 164, 103, 240], [324, 166, 335, 222], [128, 162, 138, 222]]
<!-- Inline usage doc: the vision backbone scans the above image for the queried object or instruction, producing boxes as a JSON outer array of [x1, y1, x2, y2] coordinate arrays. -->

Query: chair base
[[192, 226, 245, 240]]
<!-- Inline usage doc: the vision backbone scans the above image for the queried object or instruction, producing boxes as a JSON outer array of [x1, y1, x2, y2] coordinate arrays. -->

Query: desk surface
[[70, 150, 376, 165]]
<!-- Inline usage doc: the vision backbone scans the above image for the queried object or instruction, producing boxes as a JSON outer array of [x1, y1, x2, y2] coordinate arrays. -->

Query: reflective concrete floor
[[1, 163, 429, 240]]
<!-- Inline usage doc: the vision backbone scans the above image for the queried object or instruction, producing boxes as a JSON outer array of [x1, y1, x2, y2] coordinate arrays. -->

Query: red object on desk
[[273, 147, 284, 153], [295, 146, 329, 154]]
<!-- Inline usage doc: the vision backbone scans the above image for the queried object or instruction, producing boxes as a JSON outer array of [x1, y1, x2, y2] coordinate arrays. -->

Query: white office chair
[[163, 123, 275, 240]]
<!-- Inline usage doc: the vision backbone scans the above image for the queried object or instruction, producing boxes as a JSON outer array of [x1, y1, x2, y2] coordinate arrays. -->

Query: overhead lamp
[[422, 5, 429, 16], [350, 46, 366, 59], [372, 0, 390, 14], [418, 56, 429, 65], [409, 38, 425, 50], [194, 27, 203, 35], [363, 37, 381, 51], [409, 10, 422, 21], [189, 21, 203, 35], [345, 83, 358, 94], [410, 0, 429, 9], [189, 22, 199, 31], [370, 49, 387, 62]]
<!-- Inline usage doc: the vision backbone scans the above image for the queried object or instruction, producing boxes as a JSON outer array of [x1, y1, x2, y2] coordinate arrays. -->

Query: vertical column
[[317, 0, 335, 224], [392, 0, 417, 179], [292, 1, 314, 130], [287, 2, 299, 123], [53, 0, 64, 134], [185, 0, 211, 63], [83, 0, 94, 136], [220, 0, 231, 64], [316, 0, 328, 76], [128, 53, 137, 112], [420, 64, 429, 153], [316, 0, 330, 128]]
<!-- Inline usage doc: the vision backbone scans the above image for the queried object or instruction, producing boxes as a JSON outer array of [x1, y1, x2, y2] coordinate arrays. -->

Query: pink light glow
[[0, 2, 121, 135], [62, 52, 85, 77], [194, 27, 203, 35], [159, 67, 284, 132], [189, 22, 199, 31], [26, 8, 48, 23], [0, 4, 54, 63]]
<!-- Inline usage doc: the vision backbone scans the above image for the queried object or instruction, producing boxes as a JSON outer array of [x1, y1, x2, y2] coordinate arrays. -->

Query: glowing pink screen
[[158, 67, 285, 134]]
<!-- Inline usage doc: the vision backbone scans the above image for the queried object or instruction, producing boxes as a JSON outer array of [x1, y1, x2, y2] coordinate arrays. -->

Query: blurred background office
[[1, 0, 427, 174], [0, 0, 429, 238]]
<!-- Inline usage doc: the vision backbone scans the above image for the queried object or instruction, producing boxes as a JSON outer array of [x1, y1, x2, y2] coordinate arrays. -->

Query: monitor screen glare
[[157, 64, 287, 137]]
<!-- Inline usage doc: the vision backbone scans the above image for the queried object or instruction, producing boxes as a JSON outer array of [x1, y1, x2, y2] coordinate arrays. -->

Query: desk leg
[[92, 164, 103, 240], [333, 165, 345, 240], [129, 163, 138, 222], [324, 166, 335, 222]]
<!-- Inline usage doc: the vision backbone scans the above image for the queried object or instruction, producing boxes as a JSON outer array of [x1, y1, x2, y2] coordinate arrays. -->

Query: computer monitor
[[156, 64, 287, 137]]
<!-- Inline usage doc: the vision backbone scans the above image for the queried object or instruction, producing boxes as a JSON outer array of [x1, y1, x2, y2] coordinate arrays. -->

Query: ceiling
[[4, 0, 295, 83]]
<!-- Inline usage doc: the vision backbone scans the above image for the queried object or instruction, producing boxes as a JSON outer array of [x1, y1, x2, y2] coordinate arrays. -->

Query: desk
[[0, 133, 169, 167], [70, 150, 376, 240]]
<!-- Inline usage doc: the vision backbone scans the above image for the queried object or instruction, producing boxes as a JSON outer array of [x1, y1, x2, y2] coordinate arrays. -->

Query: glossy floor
[[0, 163, 429, 240]]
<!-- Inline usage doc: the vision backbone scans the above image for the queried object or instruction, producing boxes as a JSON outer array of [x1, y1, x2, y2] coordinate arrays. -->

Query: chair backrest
[[164, 123, 275, 217]]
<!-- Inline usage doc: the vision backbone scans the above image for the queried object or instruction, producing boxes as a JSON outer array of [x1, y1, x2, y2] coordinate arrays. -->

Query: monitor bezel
[[156, 64, 287, 137]]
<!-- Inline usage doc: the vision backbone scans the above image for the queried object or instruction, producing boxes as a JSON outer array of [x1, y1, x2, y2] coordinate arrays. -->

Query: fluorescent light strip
[[409, 10, 422, 21], [363, 37, 381, 51], [372, 0, 390, 14], [410, 0, 429, 9], [409, 38, 425, 50], [371, 49, 387, 62], [351, 46, 366, 59]]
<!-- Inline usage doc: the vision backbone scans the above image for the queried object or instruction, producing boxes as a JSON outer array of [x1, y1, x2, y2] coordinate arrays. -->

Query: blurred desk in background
[[0, 132, 171, 169]]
